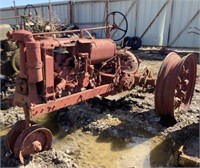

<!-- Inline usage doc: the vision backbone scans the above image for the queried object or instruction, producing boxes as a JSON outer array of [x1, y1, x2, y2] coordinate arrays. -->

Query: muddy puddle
[[53, 130, 178, 168], [29, 113, 179, 168]]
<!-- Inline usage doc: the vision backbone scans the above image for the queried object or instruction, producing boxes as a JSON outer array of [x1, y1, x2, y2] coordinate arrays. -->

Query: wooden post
[[13, 0, 19, 24], [48, 0, 53, 32], [106, 0, 110, 38]]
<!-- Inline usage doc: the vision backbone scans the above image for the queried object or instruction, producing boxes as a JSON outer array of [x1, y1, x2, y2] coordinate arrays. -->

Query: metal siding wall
[[0, 9, 16, 24], [136, 0, 171, 46], [73, 1, 105, 25], [51, 4, 70, 24], [41, 6, 50, 19], [0, 0, 199, 48], [169, 0, 200, 48], [73, 1, 106, 38]]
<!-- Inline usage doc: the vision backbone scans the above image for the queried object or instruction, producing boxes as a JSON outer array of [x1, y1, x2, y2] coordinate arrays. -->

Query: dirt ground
[[0, 50, 199, 168]]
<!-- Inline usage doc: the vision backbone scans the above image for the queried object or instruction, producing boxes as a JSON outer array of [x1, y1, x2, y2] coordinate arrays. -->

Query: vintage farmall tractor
[[4, 11, 197, 164]]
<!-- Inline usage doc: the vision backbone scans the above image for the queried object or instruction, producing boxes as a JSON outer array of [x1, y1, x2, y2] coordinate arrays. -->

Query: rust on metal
[[155, 52, 197, 118], [26, 42, 43, 83], [8, 28, 151, 117], [30, 84, 115, 117], [5, 25, 146, 163], [32, 26, 113, 36], [14, 125, 52, 164]]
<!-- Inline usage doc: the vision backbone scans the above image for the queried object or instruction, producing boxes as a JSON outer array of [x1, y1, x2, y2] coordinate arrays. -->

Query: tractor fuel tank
[[90, 39, 116, 64]]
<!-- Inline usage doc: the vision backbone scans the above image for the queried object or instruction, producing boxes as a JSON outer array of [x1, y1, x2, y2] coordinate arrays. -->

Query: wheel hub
[[32, 140, 42, 152]]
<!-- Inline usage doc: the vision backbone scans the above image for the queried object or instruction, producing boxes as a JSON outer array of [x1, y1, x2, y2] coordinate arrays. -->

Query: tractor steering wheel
[[106, 11, 128, 41]]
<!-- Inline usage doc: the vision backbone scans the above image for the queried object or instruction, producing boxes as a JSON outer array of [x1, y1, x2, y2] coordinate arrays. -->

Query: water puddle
[[0, 113, 179, 168], [38, 113, 178, 168], [52, 128, 177, 168]]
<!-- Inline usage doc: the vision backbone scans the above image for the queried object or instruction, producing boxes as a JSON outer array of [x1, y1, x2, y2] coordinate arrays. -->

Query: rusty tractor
[[4, 11, 197, 164]]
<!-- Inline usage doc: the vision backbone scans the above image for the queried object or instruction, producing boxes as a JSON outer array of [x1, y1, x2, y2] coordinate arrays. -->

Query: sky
[[0, 0, 67, 8]]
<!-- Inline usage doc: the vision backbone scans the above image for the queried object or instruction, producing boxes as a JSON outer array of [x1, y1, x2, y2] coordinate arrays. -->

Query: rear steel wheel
[[155, 52, 197, 118], [14, 125, 52, 164]]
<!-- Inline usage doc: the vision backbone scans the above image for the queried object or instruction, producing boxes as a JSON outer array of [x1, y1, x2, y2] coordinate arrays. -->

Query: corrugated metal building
[[0, 0, 199, 48]]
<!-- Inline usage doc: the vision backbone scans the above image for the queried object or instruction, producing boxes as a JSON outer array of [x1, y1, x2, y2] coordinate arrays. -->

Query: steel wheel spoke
[[118, 27, 126, 32]]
